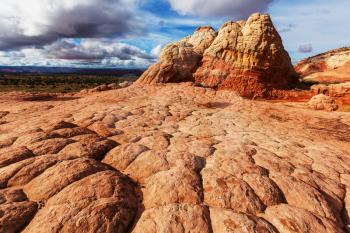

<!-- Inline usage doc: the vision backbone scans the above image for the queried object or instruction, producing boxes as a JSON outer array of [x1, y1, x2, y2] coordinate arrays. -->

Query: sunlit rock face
[[0, 83, 349, 232], [295, 47, 350, 84], [135, 26, 217, 84], [194, 13, 298, 97], [137, 13, 298, 98]]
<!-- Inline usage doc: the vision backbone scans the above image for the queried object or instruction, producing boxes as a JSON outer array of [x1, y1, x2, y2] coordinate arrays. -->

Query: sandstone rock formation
[[311, 82, 350, 99], [135, 27, 216, 84], [0, 83, 349, 232], [195, 13, 298, 97], [137, 13, 298, 98], [296, 47, 350, 84], [183, 26, 218, 54], [308, 94, 339, 111], [135, 41, 201, 84]]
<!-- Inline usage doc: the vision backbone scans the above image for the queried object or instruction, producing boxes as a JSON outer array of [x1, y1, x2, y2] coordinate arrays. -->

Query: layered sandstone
[[311, 82, 350, 99], [137, 13, 298, 98], [195, 13, 297, 97], [296, 47, 350, 84], [135, 27, 217, 84], [135, 42, 201, 84], [0, 84, 349, 232]]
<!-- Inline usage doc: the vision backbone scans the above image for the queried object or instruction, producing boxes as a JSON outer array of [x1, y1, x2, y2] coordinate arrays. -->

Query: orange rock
[[23, 171, 138, 233], [195, 13, 298, 97], [132, 204, 212, 233], [23, 158, 110, 201], [137, 13, 298, 98], [135, 42, 201, 84], [308, 94, 339, 111], [210, 207, 278, 232], [143, 167, 202, 209], [264, 204, 344, 233], [0, 83, 349, 231], [296, 47, 350, 83]]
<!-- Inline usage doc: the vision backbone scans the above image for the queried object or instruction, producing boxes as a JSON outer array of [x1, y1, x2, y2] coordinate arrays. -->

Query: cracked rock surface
[[0, 83, 349, 232]]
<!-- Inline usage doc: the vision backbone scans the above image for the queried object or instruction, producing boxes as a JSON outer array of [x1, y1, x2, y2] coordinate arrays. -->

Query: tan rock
[[88, 121, 123, 137], [143, 167, 202, 209], [132, 204, 212, 233], [13, 131, 59, 147], [58, 139, 117, 160], [107, 83, 119, 89], [0, 188, 37, 233], [343, 188, 350, 226], [0, 136, 17, 149], [27, 138, 75, 155], [183, 26, 217, 54], [293, 168, 345, 213], [138, 133, 170, 151], [308, 94, 338, 111], [124, 150, 170, 183], [296, 47, 350, 83], [0, 201, 38, 233], [102, 143, 149, 171], [136, 26, 216, 85], [0, 82, 349, 230], [23, 171, 138, 233], [0, 147, 34, 168], [23, 158, 110, 201], [119, 81, 133, 88], [135, 42, 201, 84], [0, 188, 28, 204], [264, 204, 344, 233], [136, 12, 298, 98], [195, 13, 297, 97], [0, 158, 36, 189], [7, 154, 63, 187], [43, 120, 77, 131], [210, 207, 278, 233], [165, 151, 205, 172], [202, 168, 265, 214], [51, 126, 94, 138], [242, 173, 284, 207], [253, 149, 295, 175], [270, 173, 341, 223]]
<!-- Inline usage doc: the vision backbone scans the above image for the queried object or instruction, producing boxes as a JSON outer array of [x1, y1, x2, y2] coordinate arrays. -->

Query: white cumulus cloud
[[151, 44, 165, 58], [0, 0, 144, 50]]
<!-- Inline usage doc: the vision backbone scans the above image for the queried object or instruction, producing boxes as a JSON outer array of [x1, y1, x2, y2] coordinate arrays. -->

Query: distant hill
[[0, 66, 144, 77]]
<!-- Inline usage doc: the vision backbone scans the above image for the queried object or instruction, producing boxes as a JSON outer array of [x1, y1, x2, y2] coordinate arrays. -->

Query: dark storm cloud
[[0, 35, 57, 51], [44, 39, 155, 62], [50, 3, 141, 38], [0, 0, 145, 50]]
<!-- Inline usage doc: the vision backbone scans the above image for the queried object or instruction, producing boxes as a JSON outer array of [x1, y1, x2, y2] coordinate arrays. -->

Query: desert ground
[[0, 83, 349, 232]]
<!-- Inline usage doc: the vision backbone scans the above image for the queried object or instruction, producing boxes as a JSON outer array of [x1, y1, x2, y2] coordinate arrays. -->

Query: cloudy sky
[[0, 0, 349, 68]]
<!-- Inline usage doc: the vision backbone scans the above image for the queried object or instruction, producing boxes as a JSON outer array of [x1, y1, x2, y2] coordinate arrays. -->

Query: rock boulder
[[308, 94, 339, 111]]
